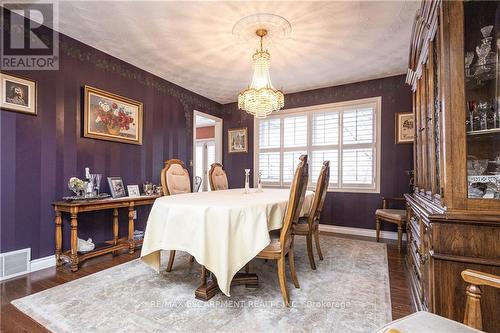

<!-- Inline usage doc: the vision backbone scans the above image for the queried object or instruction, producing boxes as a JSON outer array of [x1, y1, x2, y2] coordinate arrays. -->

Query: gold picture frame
[[395, 112, 414, 144], [228, 127, 248, 154], [0, 73, 37, 115], [83, 85, 143, 145]]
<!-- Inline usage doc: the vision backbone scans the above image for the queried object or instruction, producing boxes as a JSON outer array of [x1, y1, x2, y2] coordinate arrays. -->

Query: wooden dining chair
[[375, 197, 407, 252], [208, 163, 228, 191], [293, 160, 330, 270], [160, 159, 194, 271], [254, 154, 309, 307]]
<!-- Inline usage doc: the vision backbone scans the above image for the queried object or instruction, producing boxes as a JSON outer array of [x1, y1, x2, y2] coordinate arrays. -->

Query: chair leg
[[277, 257, 290, 307], [314, 230, 323, 261], [375, 218, 381, 242], [397, 225, 403, 253], [289, 239, 300, 288], [166, 250, 176, 272], [306, 234, 317, 270]]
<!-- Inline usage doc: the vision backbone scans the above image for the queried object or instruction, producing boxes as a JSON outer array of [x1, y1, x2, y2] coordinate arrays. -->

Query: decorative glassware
[[244, 169, 250, 194], [86, 174, 97, 197], [475, 37, 492, 74], [256, 171, 263, 192], [467, 100, 476, 131], [93, 174, 102, 196], [465, 51, 474, 77], [477, 102, 490, 130], [480, 25, 494, 39]]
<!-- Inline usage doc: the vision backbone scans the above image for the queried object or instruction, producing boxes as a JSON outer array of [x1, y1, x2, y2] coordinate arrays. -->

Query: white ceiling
[[54, 1, 419, 104]]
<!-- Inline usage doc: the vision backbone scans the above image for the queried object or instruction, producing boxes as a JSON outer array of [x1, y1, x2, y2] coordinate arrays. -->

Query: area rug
[[12, 237, 391, 333]]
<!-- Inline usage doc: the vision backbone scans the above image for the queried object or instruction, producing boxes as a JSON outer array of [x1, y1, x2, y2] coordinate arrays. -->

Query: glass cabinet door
[[464, 1, 500, 200]]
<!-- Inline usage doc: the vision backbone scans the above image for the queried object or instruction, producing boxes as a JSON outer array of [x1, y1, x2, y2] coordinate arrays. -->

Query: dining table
[[140, 188, 314, 300]]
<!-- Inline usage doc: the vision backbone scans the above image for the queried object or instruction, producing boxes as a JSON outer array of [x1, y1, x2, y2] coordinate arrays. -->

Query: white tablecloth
[[140, 188, 314, 296]]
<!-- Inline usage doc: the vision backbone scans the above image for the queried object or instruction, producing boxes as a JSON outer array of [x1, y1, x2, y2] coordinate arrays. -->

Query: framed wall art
[[127, 185, 140, 197], [228, 127, 248, 154], [84, 85, 143, 145], [395, 112, 415, 144], [0, 73, 37, 115]]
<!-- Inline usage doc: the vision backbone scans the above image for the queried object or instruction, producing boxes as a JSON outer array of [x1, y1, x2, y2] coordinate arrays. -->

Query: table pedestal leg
[[195, 266, 219, 300], [55, 210, 63, 267], [70, 212, 79, 272], [195, 266, 259, 301], [128, 206, 135, 254]]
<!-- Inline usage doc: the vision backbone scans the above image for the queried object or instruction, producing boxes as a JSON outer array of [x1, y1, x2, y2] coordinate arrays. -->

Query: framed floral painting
[[83, 85, 143, 145], [228, 127, 248, 153], [395, 112, 414, 144]]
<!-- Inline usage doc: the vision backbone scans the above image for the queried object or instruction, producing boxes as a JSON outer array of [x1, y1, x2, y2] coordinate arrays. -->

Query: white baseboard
[[30, 255, 56, 272], [319, 224, 407, 241]]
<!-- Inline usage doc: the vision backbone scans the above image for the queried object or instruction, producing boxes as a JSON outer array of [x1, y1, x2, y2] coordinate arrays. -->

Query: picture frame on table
[[107, 177, 126, 198], [127, 185, 141, 197], [0, 73, 37, 115], [228, 127, 248, 154], [395, 112, 415, 144], [83, 85, 143, 145]]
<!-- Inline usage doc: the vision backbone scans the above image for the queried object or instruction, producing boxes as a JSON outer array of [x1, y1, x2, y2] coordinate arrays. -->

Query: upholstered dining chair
[[375, 197, 407, 252], [293, 160, 330, 270], [160, 159, 194, 271], [254, 154, 309, 307], [208, 163, 228, 191]]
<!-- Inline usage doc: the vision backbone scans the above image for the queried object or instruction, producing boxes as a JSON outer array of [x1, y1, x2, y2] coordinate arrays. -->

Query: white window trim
[[253, 96, 382, 193]]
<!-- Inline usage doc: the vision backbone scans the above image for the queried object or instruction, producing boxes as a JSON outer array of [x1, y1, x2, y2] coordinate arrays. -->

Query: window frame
[[253, 96, 382, 193]]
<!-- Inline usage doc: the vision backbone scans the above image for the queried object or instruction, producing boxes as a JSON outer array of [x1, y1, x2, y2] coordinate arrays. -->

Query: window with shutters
[[254, 97, 381, 193]]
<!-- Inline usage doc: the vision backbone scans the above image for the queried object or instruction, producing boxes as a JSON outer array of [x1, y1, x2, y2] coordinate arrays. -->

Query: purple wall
[[1, 10, 412, 260], [1, 28, 222, 259], [221, 75, 413, 231]]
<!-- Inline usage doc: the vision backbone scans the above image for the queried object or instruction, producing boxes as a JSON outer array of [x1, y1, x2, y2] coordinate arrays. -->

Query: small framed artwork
[[0, 73, 37, 115], [395, 112, 415, 144], [84, 85, 143, 145], [127, 185, 141, 197], [228, 127, 248, 154], [107, 177, 126, 198]]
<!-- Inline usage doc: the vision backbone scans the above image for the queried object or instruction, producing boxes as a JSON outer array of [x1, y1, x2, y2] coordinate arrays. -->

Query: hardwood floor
[[0, 233, 414, 333]]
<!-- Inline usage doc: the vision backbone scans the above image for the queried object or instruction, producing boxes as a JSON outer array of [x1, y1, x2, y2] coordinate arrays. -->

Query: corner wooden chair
[[254, 154, 309, 307], [375, 197, 407, 252], [375, 269, 500, 333], [160, 159, 194, 271], [208, 163, 228, 191], [293, 160, 330, 270]]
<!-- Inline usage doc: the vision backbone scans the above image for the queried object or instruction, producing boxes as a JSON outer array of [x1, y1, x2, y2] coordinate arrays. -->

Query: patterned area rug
[[12, 237, 391, 333]]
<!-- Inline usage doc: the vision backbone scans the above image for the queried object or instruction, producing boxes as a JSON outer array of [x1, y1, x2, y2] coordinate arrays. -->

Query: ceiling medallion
[[236, 16, 288, 118]]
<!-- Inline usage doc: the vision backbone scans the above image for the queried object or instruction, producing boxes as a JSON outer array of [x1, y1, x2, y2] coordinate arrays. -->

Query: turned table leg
[[128, 206, 135, 254], [55, 210, 63, 267], [112, 208, 119, 255], [70, 212, 79, 272]]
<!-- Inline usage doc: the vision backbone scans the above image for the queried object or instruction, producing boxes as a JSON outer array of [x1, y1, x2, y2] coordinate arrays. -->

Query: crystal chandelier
[[238, 29, 284, 118]]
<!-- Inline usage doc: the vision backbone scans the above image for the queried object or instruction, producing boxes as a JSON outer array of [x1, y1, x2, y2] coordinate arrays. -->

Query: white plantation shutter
[[311, 150, 338, 184], [284, 115, 307, 147], [259, 118, 280, 148], [259, 152, 280, 182], [342, 148, 373, 184], [255, 98, 379, 192], [343, 108, 373, 144], [283, 151, 306, 183], [312, 112, 339, 145]]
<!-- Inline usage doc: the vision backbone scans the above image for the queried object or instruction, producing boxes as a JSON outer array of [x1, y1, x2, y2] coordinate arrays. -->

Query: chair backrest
[[193, 176, 202, 192], [280, 155, 309, 248], [160, 159, 191, 195], [208, 163, 228, 191], [307, 160, 330, 229]]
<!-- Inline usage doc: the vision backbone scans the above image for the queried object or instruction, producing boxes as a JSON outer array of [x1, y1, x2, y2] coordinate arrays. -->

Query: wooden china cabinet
[[405, 1, 500, 331]]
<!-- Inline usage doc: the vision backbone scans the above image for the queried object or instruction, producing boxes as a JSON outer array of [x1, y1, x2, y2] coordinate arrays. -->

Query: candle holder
[[244, 169, 250, 194], [256, 171, 263, 192]]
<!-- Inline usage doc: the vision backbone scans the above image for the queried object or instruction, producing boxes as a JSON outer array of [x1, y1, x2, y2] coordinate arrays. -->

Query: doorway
[[193, 111, 222, 191]]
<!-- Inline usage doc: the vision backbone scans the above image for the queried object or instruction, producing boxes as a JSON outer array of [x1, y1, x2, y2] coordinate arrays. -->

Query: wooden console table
[[52, 195, 159, 272]]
